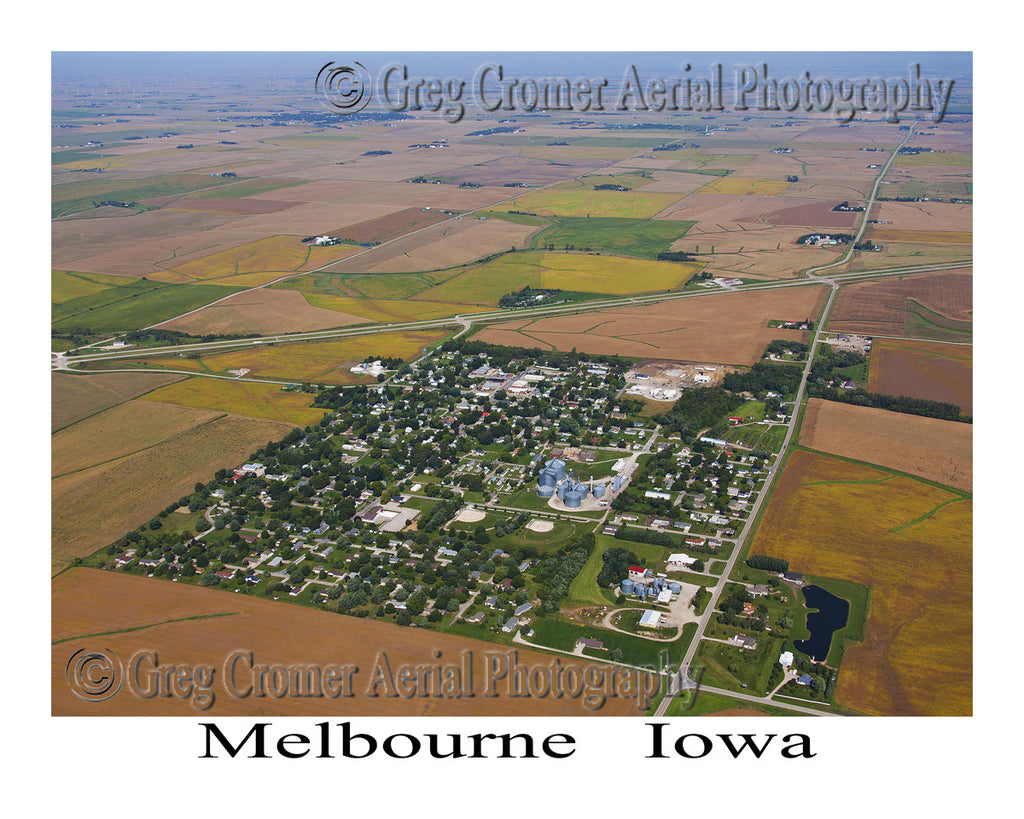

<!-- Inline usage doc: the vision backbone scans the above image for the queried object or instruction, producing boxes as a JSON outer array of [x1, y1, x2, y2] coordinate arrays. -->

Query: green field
[[185, 178, 311, 200], [529, 216, 698, 259], [51, 173, 240, 217], [52, 281, 243, 333], [905, 299, 973, 342], [529, 617, 695, 669]]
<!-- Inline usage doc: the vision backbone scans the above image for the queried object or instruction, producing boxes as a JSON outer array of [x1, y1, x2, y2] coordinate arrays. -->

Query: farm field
[[141, 377, 326, 426], [172, 235, 360, 280], [52, 568, 647, 716], [155, 287, 369, 335], [475, 285, 825, 365], [866, 229, 972, 244], [419, 252, 701, 306], [495, 187, 682, 219], [748, 449, 971, 716], [51, 172, 240, 218], [52, 401, 292, 573], [327, 217, 540, 274], [107, 330, 449, 384], [52, 280, 244, 334], [524, 215, 699, 259], [829, 268, 972, 339], [52, 371, 186, 432], [695, 176, 791, 196], [799, 399, 972, 491], [868, 339, 973, 415]]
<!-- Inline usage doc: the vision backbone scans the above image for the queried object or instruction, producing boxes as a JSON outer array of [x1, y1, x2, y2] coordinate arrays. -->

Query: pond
[[793, 584, 849, 662]]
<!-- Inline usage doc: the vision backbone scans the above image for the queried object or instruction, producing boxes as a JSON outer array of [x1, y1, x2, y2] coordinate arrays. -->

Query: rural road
[[653, 121, 923, 717]]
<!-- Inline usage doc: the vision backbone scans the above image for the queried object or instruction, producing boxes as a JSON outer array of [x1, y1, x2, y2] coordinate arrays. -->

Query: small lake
[[793, 584, 849, 662]]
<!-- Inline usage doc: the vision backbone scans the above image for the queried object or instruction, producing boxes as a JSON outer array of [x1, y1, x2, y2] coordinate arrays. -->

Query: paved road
[[653, 122, 922, 718]]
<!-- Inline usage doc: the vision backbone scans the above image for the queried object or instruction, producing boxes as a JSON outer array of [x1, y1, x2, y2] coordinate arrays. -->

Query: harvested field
[[333, 206, 449, 243], [443, 155, 609, 186], [672, 225, 837, 280], [759, 201, 860, 229], [749, 449, 971, 716], [799, 399, 972, 491], [866, 229, 972, 244], [52, 371, 186, 432], [143, 377, 327, 426], [160, 197, 299, 215], [327, 218, 540, 274], [829, 269, 972, 338], [868, 339, 973, 415], [156, 287, 368, 335], [873, 201, 973, 232], [475, 286, 826, 365], [51, 569, 648, 716], [52, 402, 291, 573]]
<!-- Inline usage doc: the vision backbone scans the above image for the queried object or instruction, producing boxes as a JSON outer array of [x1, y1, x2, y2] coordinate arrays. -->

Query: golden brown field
[[867, 229, 972, 244], [52, 402, 292, 573], [52, 371, 186, 432], [142, 377, 327, 426], [475, 285, 826, 365], [749, 449, 971, 716], [799, 398, 972, 491], [829, 269, 972, 336], [155, 287, 368, 335], [52, 569, 649, 717]]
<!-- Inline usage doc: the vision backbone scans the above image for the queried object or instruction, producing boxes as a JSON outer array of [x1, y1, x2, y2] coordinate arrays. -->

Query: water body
[[793, 585, 849, 662]]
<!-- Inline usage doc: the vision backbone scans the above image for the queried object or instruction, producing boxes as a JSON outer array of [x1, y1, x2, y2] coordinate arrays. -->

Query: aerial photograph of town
[[48, 47, 977, 731]]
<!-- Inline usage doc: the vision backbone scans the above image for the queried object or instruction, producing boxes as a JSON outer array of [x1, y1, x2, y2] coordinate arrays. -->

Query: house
[[779, 651, 795, 668], [514, 602, 533, 617], [576, 637, 604, 651], [797, 673, 813, 686], [742, 602, 758, 616], [731, 634, 758, 650], [501, 616, 520, 633], [484, 596, 500, 608], [783, 571, 804, 584], [464, 611, 486, 624], [749, 584, 771, 597]]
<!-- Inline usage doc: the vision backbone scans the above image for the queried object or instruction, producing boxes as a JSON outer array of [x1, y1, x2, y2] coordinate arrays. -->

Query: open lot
[[749, 449, 971, 716], [799, 398, 972, 491]]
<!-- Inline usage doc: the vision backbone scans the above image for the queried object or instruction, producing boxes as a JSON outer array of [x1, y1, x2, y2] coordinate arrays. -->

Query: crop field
[[52, 568, 645, 716], [52, 401, 292, 572], [695, 176, 791, 196], [873, 201, 973, 232], [799, 399, 972, 491], [332, 206, 450, 243], [142, 378, 327, 426], [419, 252, 700, 305], [172, 235, 359, 280], [52, 371, 187, 432], [155, 287, 368, 335], [748, 449, 971, 716], [866, 229, 972, 244], [53, 280, 244, 333], [51, 172, 240, 218], [495, 187, 682, 220], [475, 285, 825, 365], [829, 269, 972, 338], [301, 292, 486, 322], [114, 330, 449, 384], [524, 216, 697, 259], [327, 218, 540, 274], [867, 339, 973, 415]]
